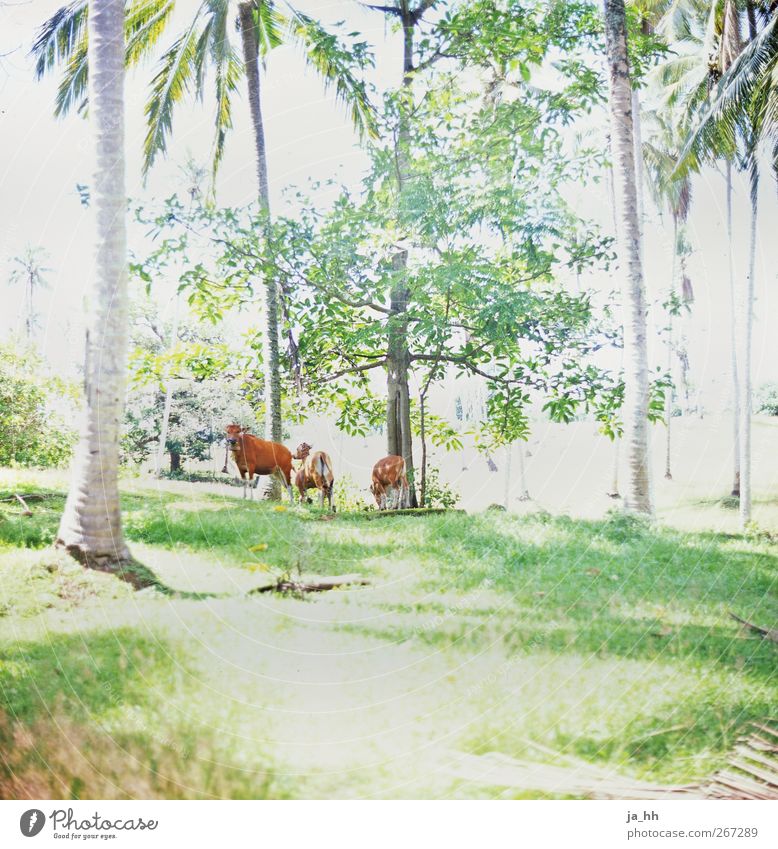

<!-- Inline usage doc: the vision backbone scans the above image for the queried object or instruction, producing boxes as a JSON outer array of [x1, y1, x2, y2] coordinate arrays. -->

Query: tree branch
[[314, 358, 388, 384]]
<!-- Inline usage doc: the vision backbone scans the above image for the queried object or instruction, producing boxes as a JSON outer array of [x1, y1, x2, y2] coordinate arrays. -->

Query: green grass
[[0, 473, 776, 798]]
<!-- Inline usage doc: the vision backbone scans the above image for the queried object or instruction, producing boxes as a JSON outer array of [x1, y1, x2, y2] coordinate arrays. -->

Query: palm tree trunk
[[725, 160, 741, 496], [739, 174, 758, 527], [56, 0, 129, 566], [631, 89, 645, 237], [603, 0, 652, 515], [239, 1, 282, 498], [665, 215, 677, 480]]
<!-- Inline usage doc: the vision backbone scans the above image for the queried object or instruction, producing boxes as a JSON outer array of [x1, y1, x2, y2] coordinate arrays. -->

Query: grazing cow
[[224, 424, 294, 503], [293, 442, 335, 511], [370, 455, 409, 510]]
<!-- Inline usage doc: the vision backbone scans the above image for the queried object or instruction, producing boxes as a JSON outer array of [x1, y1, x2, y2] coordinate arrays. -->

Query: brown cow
[[293, 442, 335, 511], [224, 424, 294, 503], [370, 455, 409, 510]]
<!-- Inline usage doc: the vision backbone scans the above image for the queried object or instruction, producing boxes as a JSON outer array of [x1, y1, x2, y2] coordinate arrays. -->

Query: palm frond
[[34, 0, 177, 116], [679, 10, 778, 170], [255, 0, 286, 56], [32, 1, 88, 80], [54, 34, 89, 116], [143, 9, 210, 176], [286, 7, 378, 139], [212, 50, 242, 174], [126, 0, 177, 67]]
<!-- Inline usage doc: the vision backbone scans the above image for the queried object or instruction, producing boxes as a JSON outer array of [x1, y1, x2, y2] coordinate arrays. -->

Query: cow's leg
[[319, 487, 325, 509], [327, 485, 334, 512]]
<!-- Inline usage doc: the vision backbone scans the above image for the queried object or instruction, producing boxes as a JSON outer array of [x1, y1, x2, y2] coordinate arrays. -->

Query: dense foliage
[[0, 343, 77, 468]]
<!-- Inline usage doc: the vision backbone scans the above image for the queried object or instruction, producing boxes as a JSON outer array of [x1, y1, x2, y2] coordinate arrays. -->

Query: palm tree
[[9, 246, 51, 342], [655, 0, 745, 497], [56, 0, 130, 566], [34, 0, 375, 496], [603, 0, 653, 514], [641, 109, 693, 480], [679, 3, 777, 527]]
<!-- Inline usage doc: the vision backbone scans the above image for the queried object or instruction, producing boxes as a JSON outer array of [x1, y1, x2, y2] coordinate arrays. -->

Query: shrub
[[422, 466, 460, 509], [332, 472, 372, 512], [0, 343, 77, 468], [755, 382, 778, 416]]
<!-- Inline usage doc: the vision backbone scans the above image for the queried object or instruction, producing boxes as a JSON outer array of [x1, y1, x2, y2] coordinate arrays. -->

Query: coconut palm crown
[[32, 0, 377, 177]]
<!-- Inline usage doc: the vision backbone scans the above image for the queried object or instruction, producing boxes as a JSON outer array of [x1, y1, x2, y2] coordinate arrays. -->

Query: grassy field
[[0, 467, 776, 799]]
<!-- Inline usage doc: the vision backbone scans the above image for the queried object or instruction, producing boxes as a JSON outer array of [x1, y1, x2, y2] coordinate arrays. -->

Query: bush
[[332, 472, 372, 512], [422, 466, 460, 509], [0, 343, 77, 468], [755, 382, 778, 416]]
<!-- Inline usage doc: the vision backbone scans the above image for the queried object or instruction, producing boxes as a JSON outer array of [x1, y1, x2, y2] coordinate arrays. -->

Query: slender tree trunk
[[739, 176, 758, 528], [56, 0, 129, 566], [517, 441, 530, 501], [603, 0, 652, 515], [239, 1, 282, 498], [665, 215, 677, 480], [606, 164, 622, 498], [384, 10, 418, 507], [503, 443, 512, 509], [725, 161, 741, 496], [419, 391, 427, 507], [155, 293, 179, 477]]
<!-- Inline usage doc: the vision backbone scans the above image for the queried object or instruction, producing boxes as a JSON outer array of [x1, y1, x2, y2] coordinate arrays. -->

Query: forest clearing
[[1, 0, 778, 807], [1, 416, 777, 799]]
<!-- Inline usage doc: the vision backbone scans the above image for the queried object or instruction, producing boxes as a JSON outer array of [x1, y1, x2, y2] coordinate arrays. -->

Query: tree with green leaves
[[55, 0, 130, 566], [33, 0, 375, 497]]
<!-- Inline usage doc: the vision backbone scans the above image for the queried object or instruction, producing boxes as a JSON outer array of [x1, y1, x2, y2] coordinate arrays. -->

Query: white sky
[[1, 0, 777, 416]]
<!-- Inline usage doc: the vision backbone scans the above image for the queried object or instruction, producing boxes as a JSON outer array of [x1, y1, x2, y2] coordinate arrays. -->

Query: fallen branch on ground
[[0, 492, 58, 504], [730, 612, 778, 644], [14, 494, 33, 516], [248, 573, 371, 594]]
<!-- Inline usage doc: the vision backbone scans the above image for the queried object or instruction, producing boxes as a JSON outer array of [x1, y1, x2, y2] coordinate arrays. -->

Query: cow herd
[[223, 423, 410, 512]]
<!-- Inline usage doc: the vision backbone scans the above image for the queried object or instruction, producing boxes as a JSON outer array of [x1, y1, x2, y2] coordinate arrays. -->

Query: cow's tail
[[317, 454, 334, 486]]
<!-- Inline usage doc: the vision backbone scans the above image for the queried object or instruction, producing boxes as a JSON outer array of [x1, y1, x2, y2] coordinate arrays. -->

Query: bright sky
[[1, 0, 777, 416]]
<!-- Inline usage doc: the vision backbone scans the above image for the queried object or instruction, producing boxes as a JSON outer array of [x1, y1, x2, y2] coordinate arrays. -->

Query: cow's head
[[225, 423, 248, 448], [294, 442, 312, 461]]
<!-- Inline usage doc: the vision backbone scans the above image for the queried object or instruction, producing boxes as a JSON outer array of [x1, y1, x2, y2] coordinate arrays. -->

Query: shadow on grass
[[556, 693, 778, 767], [0, 628, 284, 799]]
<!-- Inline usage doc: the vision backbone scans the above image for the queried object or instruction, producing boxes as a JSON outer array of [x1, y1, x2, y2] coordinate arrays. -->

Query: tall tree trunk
[[517, 442, 530, 501], [502, 443, 512, 509], [631, 89, 645, 237], [155, 293, 179, 477], [603, 0, 652, 515], [739, 175, 758, 528], [56, 0, 129, 566], [385, 9, 418, 507], [725, 161, 741, 497], [665, 215, 678, 480], [239, 1, 282, 498], [605, 164, 622, 498]]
